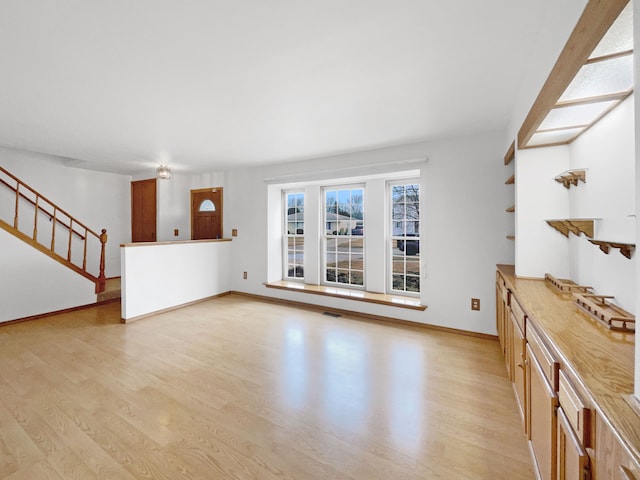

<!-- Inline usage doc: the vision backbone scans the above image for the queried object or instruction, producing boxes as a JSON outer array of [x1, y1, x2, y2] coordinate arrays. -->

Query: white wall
[[121, 240, 232, 320], [156, 170, 228, 242], [223, 133, 512, 335], [569, 95, 635, 311], [0, 224, 97, 323], [515, 146, 571, 278]]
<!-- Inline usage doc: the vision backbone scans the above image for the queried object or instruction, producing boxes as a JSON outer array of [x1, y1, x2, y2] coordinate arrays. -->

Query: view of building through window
[[390, 183, 420, 293], [324, 186, 364, 286], [285, 191, 304, 279]]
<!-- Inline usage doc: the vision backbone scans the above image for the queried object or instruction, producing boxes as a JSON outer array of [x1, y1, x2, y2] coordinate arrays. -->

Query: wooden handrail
[[0, 165, 107, 293], [0, 177, 86, 240]]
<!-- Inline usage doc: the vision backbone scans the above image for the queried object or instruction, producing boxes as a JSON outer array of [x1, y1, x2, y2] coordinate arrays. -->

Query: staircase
[[0, 166, 108, 293]]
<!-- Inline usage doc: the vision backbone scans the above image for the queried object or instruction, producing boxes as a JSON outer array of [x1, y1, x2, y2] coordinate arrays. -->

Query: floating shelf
[[506, 205, 515, 213], [574, 293, 635, 333], [505, 174, 515, 185], [546, 219, 595, 238], [588, 240, 635, 259], [504, 141, 515, 166], [554, 169, 586, 189], [545, 273, 592, 295], [506, 235, 515, 241]]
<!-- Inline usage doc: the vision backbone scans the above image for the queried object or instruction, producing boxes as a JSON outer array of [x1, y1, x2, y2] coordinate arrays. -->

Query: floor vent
[[323, 311, 341, 318]]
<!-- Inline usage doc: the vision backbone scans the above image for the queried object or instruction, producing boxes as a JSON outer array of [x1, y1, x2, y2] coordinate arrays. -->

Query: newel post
[[96, 228, 108, 294]]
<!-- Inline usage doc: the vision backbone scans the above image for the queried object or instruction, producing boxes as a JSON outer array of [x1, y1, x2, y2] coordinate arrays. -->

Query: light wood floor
[[0, 294, 534, 479]]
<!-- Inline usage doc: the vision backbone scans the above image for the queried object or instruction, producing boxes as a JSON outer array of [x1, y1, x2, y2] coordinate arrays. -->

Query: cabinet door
[[557, 407, 588, 480], [527, 343, 558, 480], [512, 314, 526, 430], [496, 283, 505, 354], [595, 414, 640, 479]]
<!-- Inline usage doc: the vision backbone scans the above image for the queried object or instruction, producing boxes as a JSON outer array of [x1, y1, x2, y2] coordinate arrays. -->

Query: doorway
[[191, 188, 223, 240], [131, 179, 157, 242]]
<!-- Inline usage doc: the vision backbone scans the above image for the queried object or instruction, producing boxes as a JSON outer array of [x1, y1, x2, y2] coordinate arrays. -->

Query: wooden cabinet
[[557, 407, 589, 480], [527, 338, 558, 480], [511, 310, 526, 429], [595, 414, 640, 480], [495, 266, 640, 480]]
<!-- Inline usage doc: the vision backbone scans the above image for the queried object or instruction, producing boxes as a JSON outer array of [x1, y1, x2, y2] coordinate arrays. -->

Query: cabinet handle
[[620, 466, 638, 480], [517, 363, 524, 369]]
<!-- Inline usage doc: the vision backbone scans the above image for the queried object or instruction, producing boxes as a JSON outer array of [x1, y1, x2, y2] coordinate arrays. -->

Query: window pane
[[199, 199, 215, 212], [389, 182, 420, 294], [284, 191, 304, 280], [324, 186, 365, 288]]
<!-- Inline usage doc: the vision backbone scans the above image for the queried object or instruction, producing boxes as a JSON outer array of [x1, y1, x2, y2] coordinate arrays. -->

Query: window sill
[[264, 281, 427, 311]]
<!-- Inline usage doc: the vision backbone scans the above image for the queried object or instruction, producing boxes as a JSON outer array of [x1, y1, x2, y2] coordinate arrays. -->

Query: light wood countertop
[[497, 264, 639, 464]]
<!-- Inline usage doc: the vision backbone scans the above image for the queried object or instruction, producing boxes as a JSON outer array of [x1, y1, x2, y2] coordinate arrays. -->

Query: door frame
[[190, 187, 223, 240]]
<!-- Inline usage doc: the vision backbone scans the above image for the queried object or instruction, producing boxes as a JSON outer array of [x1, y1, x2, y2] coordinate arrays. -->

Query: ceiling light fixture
[[156, 165, 171, 179]]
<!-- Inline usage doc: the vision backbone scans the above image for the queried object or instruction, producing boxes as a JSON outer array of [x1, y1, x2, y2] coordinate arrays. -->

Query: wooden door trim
[[190, 187, 223, 240]]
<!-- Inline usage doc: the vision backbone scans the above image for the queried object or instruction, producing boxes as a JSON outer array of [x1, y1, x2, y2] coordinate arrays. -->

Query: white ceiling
[[0, 1, 569, 175]]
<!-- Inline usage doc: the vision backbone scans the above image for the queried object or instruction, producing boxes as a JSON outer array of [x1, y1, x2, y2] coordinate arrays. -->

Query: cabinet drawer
[[558, 371, 591, 448], [510, 296, 526, 332], [527, 325, 559, 391]]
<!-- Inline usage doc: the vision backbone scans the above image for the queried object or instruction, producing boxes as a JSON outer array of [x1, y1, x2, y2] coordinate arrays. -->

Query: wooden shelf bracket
[[588, 240, 635, 259], [554, 169, 586, 189], [546, 219, 595, 238]]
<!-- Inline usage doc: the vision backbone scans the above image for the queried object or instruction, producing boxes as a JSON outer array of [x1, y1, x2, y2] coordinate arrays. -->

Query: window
[[390, 182, 420, 293], [284, 191, 304, 279], [323, 186, 364, 286], [198, 199, 216, 211]]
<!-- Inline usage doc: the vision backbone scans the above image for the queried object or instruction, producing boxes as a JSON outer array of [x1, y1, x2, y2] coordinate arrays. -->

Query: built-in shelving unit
[[574, 293, 635, 333], [504, 141, 516, 246], [554, 169, 586, 189], [588, 240, 635, 259], [546, 219, 595, 238]]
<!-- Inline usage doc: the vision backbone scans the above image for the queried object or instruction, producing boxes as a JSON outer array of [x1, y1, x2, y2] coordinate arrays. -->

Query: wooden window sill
[[264, 281, 427, 311]]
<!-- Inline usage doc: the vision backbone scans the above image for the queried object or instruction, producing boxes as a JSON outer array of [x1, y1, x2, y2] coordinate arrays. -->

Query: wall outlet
[[471, 298, 480, 311], [174, 229, 179, 236], [232, 229, 238, 237], [243, 271, 247, 280]]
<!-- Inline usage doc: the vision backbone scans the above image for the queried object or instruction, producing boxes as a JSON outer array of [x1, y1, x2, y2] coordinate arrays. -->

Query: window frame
[[283, 190, 305, 281], [387, 179, 421, 296], [321, 184, 365, 289]]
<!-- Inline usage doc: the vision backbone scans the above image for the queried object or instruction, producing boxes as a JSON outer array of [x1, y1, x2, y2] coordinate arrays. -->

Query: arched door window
[[199, 199, 216, 212]]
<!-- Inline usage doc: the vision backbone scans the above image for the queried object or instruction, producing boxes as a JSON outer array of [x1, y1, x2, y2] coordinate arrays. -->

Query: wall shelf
[[504, 141, 515, 166], [546, 219, 595, 238], [554, 169, 586, 189], [506, 205, 515, 213], [505, 174, 515, 185], [574, 293, 635, 333], [507, 235, 515, 241], [588, 240, 635, 259], [545, 273, 592, 295]]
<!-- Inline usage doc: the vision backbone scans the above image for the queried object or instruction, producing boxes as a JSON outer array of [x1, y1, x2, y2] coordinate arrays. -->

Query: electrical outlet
[[243, 271, 247, 280], [174, 229, 179, 236], [471, 298, 480, 311], [232, 229, 238, 237]]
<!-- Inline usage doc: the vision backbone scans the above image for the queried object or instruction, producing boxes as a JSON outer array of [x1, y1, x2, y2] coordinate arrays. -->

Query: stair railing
[[0, 166, 107, 293]]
